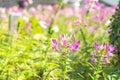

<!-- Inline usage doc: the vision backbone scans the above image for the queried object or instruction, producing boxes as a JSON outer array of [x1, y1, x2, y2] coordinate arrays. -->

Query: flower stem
[[48, 0, 63, 35], [80, 28, 87, 45]]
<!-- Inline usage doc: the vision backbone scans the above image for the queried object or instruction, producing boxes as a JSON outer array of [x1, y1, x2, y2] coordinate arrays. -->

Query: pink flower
[[89, 26, 96, 33], [83, 19, 87, 25], [24, 1, 29, 6], [18, 8, 24, 12], [29, 8, 37, 15], [95, 15, 104, 23], [63, 40, 67, 46], [66, 20, 72, 25], [52, 39, 58, 45], [74, 19, 81, 26], [60, 34, 65, 39], [52, 39, 58, 50], [45, 18, 51, 24], [26, 22, 32, 30], [76, 40, 80, 45], [90, 52, 96, 56], [100, 55, 104, 60], [52, 5, 58, 10], [69, 44, 78, 51], [111, 6, 118, 9], [99, 16, 104, 23], [94, 42, 101, 50], [91, 57, 97, 63], [105, 44, 115, 57], [94, 2, 105, 7], [91, 42, 115, 64], [84, 0, 90, 5], [107, 44, 115, 52], [103, 58, 110, 64], [106, 52, 114, 57], [69, 40, 80, 51], [52, 34, 80, 53], [106, 28, 111, 33]]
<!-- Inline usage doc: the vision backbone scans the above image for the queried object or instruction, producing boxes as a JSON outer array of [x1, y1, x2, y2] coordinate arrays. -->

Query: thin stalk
[[45, 0, 64, 56], [41, 1, 64, 79], [80, 28, 87, 45], [48, 0, 63, 35]]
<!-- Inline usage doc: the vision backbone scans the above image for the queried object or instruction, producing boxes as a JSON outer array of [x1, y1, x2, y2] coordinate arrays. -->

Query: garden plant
[[109, 0, 120, 63], [0, 0, 120, 80]]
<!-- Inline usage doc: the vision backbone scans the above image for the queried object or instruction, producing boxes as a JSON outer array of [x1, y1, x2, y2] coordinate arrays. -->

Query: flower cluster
[[90, 42, 115, 64], [52, 34, 80, 53]]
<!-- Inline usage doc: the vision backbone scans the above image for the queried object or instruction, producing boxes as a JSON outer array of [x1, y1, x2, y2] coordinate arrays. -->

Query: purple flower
[[90, 52, 96, 56], [84, 0, 90, 5], [45, 18, 51, 25], [99, 16, 104, 23], [24, 1, 29, 6], [75, 40, 80, 45], [95, 15, 104, 23], [105, 44, 115, 57], [52, 39, 58, 50], [100, 55, 104, 60], [74, 19, 81, 26], [89, 26, 96, 33], [60, 34, 65, 40], [69, 44, 78, 51], [106, 28, 111, 33], [69, 40, 80, 51], [95, 2, 105, 7], [107, 44, 115, 52], [52, 5, 58, 10], [91, 57, 97, 63], [103, 58, 110, 64], [52, 34, 80, 53], [63, 40, 68, 46], [94, 42, 101, 50], [52, 39, 58, 45], [106, 52, 114, 57], [91, 42, 115, 64]]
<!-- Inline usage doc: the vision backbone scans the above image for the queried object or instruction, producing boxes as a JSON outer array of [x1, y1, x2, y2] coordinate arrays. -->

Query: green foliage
[[0, 0, 120, 79], [109, 0, 120, 53], [109, 0, 120, 66]]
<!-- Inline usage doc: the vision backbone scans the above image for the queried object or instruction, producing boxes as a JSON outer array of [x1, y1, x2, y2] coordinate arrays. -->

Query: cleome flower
[[52, 34, 80, 53], [90, 42, 115, 64]]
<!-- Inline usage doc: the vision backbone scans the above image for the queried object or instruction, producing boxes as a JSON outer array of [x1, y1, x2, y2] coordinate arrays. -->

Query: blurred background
[[0, 0, 119, 8]]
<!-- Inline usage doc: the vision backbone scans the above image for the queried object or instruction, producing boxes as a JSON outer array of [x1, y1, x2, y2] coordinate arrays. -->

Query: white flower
[[38, 21, 48, 29], [105, 20, 111, 26], [53, 25, 59, 32], [23, 16, 29, 22]]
